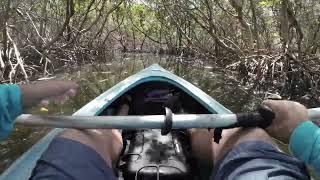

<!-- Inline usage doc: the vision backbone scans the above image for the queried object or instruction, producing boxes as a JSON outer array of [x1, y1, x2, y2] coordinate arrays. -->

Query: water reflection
[[0, 53, 261, 173]]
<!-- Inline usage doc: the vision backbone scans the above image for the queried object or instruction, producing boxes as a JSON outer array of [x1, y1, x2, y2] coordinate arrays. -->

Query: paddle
[[14, 107, 320, 129]]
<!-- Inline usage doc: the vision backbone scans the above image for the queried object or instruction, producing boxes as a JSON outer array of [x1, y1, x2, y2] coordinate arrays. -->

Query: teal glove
[[0, 84, 22, 139]]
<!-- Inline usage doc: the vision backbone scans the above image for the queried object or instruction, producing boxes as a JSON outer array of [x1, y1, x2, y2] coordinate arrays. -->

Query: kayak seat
[[119, 129, 193, 180]]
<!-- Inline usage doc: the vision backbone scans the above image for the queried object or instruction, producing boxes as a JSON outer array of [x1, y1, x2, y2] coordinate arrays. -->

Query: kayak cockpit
[[98, 81, 212, 180], [99, 81, 211, 116]]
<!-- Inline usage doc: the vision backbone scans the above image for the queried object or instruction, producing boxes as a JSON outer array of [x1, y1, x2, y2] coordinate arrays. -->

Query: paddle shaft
[[15, 108, 320, 129]]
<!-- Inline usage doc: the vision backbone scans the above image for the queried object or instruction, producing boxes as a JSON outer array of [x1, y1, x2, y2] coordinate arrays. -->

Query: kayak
[[0, 64, 232, 180]]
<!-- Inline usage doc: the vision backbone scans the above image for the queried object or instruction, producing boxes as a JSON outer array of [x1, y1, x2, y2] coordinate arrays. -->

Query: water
[[0, 53, 271, 173]]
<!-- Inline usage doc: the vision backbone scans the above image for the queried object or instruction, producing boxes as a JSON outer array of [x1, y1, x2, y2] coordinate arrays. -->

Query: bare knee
[[213, 127, 276, 164], [189, 129, 214, 166], [228, 128, 275, 146], [58, 129, 123, 168], [56, 104, 127, 167]]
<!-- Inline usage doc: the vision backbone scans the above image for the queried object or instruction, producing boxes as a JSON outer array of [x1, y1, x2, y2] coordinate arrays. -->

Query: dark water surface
[[0, 53, 283, 174]]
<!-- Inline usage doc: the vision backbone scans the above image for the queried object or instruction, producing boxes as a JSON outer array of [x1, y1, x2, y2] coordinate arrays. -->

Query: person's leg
[[30, 104, 129, 180], [188, 128, 214, 165], [188, 128, 215, 179], [188, 128, 274, 171], [211, 127, 310, 180], [58, 104, 128, 168], [212, 127, 276, 164]]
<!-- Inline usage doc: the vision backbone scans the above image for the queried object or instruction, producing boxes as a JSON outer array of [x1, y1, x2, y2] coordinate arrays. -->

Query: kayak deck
[[0, 64, 232, 180]]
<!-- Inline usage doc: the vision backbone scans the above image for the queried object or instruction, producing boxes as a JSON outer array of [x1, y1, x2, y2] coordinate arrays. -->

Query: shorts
[[212, 141, 310, 180], [29, 138, 116, 180], [30, 138, 310, 180]]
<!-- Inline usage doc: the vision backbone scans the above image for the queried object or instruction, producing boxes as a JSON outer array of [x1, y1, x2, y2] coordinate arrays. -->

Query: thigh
[[212, 141, 310, 180], [30, 137, 117, 180]]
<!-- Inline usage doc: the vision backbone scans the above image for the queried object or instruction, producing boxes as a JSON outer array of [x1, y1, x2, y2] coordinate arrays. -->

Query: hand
[[20, 80, 78, 108], [262, 100, 308, 143]]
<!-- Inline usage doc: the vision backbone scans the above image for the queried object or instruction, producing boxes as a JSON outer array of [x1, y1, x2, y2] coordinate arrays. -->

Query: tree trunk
[[39, 0, 49, 39], [280, 0, 289, 51], [1, 0, 10, 63], [249, 0, 261, 49], [229, 0, 254, 49]]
